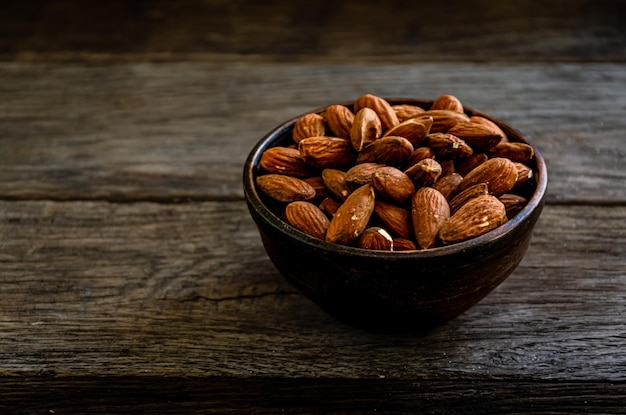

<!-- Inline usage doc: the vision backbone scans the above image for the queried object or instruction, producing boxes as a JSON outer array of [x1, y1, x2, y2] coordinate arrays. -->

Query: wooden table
[[1, 1, 625, 413]]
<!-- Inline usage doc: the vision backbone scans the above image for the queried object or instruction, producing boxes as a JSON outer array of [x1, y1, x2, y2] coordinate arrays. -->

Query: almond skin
[[499, 193, 529, 219], [412, 187, 450, 249], [448, 183, 489, 214], [356, 136, 414, 166], [431, 173, 463, 201], [374, 200, 413, 240], [351, 107, 382, 152], [392, 238, 418, 251], [383, 117, 433, 147], [447, 122, 503, 150], [392, 104, 425, 122], [325, 104, 355, 140], [470, 116, 508, 143], [426, 132, 473, 159], [260, 146, 316, 177], [345, 162, 385, 189], [404, 158, 442, 187], [411, 110, 470, 133], [405, 147, 436, 169], [256, 174, 316, 203], [358, 227, 394, 251], [439, 195, 507, 244], [319, 197, 342, 216], [326, 184, 376, 245], [372, 166, 415, 206], [430, 94, 464, 113], [285, 201, 330, 240], [303, 176, 329, 201], [489, 142, 535, 163], [299, 136, 356, 169], [293, 113, 326, 143], [458, 157, 518, 196], [321, 168, 352, 201], [455, 152, 488, 176], [512, 162, 534, 190], [354, 93, 400, 132]]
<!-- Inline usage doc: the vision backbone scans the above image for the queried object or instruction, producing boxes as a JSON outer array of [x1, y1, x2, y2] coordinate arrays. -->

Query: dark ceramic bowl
[[243, 98, 547, 333]]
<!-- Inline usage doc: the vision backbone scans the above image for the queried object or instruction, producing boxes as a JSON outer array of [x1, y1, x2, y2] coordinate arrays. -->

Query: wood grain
[[1, 201, 624, 381], [2, 377, 626, 414], [1, 62, 625, 203], [2, 0, 625, 61]]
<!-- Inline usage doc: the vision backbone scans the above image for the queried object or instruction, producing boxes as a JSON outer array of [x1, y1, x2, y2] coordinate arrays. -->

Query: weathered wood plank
[[2, 0, 626, 61], [2, 377, 626, 414], [1, 62, 625, 202], [1, 201, 624, 381]]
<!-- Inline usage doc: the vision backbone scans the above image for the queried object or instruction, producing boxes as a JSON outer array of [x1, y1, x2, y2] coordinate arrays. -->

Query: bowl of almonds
[[244, 94, 547, 333]]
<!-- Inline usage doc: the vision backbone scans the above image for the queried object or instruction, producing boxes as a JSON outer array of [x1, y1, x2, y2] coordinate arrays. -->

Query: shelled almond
[[255, 94, 537, 251]]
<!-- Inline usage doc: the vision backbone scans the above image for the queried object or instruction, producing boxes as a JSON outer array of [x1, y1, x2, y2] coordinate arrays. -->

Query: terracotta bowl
[[243, 99, 548, 333]]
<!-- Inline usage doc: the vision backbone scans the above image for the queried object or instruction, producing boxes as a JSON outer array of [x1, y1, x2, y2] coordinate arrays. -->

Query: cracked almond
[[354, 94, 400, 132]]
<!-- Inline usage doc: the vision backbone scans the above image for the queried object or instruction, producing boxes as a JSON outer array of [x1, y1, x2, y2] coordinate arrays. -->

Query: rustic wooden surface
[[1, 1, 625, 413]]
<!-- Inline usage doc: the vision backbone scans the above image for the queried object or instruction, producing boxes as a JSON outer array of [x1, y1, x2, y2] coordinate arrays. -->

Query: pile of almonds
[[255, 94, 535, 251]]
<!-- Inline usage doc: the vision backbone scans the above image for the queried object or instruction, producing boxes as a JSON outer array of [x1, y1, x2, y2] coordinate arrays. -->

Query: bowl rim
[[243, 98, 548, 259]]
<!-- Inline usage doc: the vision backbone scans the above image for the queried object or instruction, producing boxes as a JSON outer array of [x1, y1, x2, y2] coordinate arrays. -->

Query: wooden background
[[1, 1, 625, 413]]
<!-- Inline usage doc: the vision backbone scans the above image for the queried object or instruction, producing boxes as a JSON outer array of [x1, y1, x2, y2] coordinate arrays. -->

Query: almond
[[405, 147, 436, 169], [392, 238, 418, 251], [448, 183, 489, 214], [440, 159, 456, 177], [372, 166, 416, 206], [358, 227, 394, 251], [426, 132, 473, 159], [325, 184, 376, 245], [260, 146, 316, 177], [319, 197, 342, 216], [430, 94, 464, 113], [374, 200, 413, 240], [447, 122, 503, 150], [392, 104, 425, 122], [455, 152, 488, 176], [470, 116, 508, 143], [458, 157, 518, 196], [412, 110, 470, 133], [499, 193, 529, 219], [321, 168, 352, 200], [512, 162, 534, 190], [325, 104, 355, 140], [431, 173, 463, 200], [489, 142, 535, 163], [412, 187, 450, 249], [353, 94, 400, 132], [284, 201, 330, 240], [303, 176, 329, 200], [404, 158, 442, 187], [350, 107, 382, 152], [256, 174, 316, 203], [383, 117, 433, 147], [293, 113, 326, 143], [356, 135, 414, 166], [345, 162, 385, 189], [439, 195, 507, 244], [299, 136, 356, 169]]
